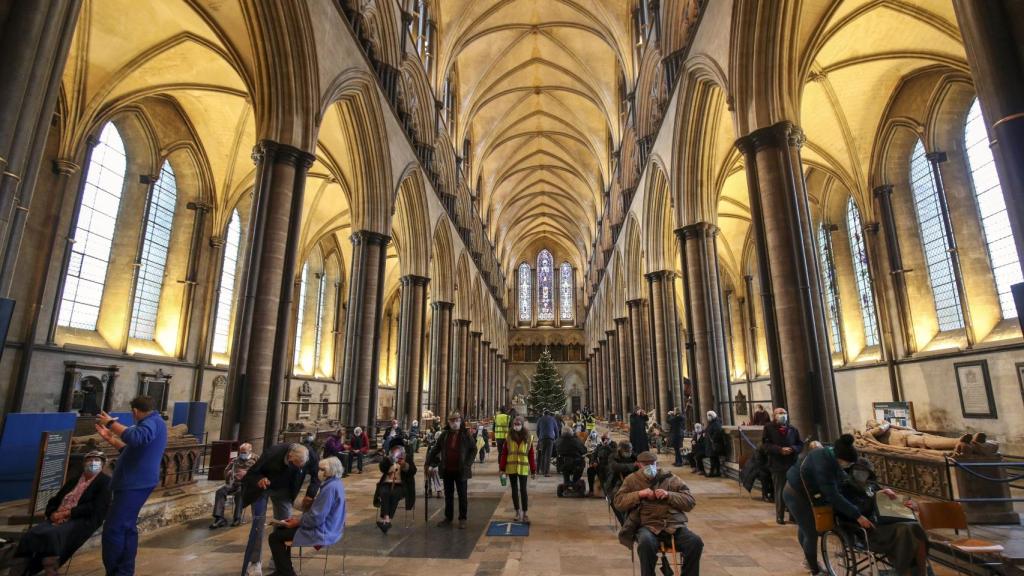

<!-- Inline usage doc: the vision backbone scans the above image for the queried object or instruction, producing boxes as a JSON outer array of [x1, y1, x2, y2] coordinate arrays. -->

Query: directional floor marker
[[486, 520, 530, 537]]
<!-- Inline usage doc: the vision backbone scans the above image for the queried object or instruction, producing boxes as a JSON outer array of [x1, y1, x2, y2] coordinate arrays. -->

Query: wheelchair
[[820, 518, 892, 576], [556, 454, 587, 498]]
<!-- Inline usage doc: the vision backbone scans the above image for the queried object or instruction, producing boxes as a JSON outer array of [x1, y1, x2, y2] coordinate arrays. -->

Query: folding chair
[[286, 540, 345, 576], [630, 533, 685, 576], [915, 501, 1003, 574]]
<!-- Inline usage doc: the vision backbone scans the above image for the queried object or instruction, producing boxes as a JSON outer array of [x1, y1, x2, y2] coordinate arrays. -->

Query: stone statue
[[856, 419, 998, 459]]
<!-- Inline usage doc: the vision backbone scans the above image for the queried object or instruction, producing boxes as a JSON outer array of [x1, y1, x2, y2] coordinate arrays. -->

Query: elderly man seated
[[15, 451, 112, 575], [210, 442, 257, 529], [614, 451, 703, 576], [267, 456, 347, 576]]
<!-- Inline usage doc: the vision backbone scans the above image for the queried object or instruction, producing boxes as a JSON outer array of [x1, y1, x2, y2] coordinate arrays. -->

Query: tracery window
[[518, 262, 531, 322], [294, 261, 309, 365], [964, 98, 1022, 318], [212, 210, 241, 355], [537, 249, 554, 321], [559, 262, 574, 323], [846, 199, 880, 346], [816, 226, 843, 354], [910, 139, 964, 331], [58, 123, 127, 330], [313, 270, 327, 370], [129, 160, 176, 340]]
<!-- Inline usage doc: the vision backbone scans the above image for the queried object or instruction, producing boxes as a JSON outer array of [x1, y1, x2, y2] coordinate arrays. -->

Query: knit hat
[[636, 451, 658, 464], [833, 433, 858, 463]]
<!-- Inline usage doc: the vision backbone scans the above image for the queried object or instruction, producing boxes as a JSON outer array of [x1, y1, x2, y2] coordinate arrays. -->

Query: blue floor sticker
[[486, 520, 530, 537]]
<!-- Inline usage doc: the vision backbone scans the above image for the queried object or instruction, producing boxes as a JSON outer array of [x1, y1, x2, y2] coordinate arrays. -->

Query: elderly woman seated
[[267, 456, 346, 576], [839, 458, 929, 576], [15, 451, 112, 575]]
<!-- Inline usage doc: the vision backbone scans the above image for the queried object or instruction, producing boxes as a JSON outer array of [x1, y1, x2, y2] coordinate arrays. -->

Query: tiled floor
[[56, 446, 954, 575]]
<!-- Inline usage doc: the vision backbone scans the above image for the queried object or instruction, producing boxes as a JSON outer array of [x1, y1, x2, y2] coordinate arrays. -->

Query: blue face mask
[[643, 464, 658, 478]]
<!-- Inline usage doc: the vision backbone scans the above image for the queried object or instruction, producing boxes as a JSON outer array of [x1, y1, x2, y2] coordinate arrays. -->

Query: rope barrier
[[948, 459, 1024, 483], [738, 428, 759, 451]]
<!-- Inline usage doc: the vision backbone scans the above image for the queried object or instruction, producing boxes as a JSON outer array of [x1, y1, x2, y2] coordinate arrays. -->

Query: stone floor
[[55, 444, 962, 576]]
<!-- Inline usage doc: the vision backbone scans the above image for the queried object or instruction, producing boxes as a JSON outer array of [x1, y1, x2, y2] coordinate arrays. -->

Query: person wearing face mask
[[425, 412, 477, 528], [604, 442, 636, 523], [555, 426, 588, 496], [267, 456, 346, 576], [14, 451, 112, 575], [374, 441, 417, 533], [346, 426, 369, 474], [667, 409, 686, 467], [588, 433, 617, 497], [762, 407, 804, 524], [382, 419, 404, 454], [784, 435, 871, 575], [688, 423, 707, 475], [499, 416, 536, 522], [614, 451, 703, 576], [704, 410, 725, 477], [210, 443, 258, 529], [629, 407, 650, 456]]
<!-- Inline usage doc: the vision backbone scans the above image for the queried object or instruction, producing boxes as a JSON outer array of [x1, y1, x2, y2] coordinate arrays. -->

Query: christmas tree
[[527, 348, 567, 415]]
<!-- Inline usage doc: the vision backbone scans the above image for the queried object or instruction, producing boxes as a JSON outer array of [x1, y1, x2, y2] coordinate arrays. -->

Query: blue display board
[[0, 413, 78, 502], [486, 520, 530, 537], [172, 401, 207, 440]]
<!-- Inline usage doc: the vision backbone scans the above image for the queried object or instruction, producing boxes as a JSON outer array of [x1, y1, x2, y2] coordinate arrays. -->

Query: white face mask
[[852, 470, 870, 484], [777, 414, 788, 425], [643, 464, 658, 478], [513, 424, 522, 431], [85, 461, 103, 475], [238, 452, 251, 461]]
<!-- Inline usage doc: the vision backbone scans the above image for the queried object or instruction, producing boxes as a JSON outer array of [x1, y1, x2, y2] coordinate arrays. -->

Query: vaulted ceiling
[[436, 0, 633, 275]]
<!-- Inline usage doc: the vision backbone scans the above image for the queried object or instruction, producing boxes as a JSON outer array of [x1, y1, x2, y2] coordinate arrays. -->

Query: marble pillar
[[429, 301, 453, 419], [626, 300, 649, 410], [736, 122, 840, 440], [451, 319, 470, 415], [397, 275, 429, 426], [221, 141, 314, 447], [614, 317, 633, 413], [646, 270, 679, 424]]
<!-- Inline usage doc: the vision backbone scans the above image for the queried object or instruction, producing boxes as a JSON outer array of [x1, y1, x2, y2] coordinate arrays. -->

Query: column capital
[[863, 222, 880, 235], [470, 331, 482, 337], [626, 298, 646, 308], [400, 274, 431, 287], [644, 269, 676, 283], [481, 340, 491, 346], [598, 338, 608, 344], [431, 300, 455, 310], [52, 159, 80, 176], [254, 139, 316, 168], [735, 120, 804, 154], [454, 318, 471, 326], [351, 230, 391, 246], [872, 184, 893, 198], [675, 221, 718, 240], [605, 329, 616, 336], [614, 316, 629, 326], [925, 150, 948, 164]]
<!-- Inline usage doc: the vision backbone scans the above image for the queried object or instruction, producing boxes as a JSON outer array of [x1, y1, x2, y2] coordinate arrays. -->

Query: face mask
[[239, 453, 251, 461], [451, 421, 461, 430], [305, 436, 314, 444], [643, 464, 658, 478], [513, 424, 522, 431], [852, 470, 870, 484], [86, 461, 103, 474], [777, 414, 788, 425]]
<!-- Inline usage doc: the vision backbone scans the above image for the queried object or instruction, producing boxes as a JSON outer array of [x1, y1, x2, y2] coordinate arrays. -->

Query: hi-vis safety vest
[[506, 438, 531, 476], [585, 416, 596, 431], [494, 413, 510, 440]]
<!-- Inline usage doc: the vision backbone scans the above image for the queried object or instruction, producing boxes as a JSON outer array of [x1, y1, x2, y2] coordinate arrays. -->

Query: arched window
[[846, 199, 880, 346], [212, 210, 241, 355], [910, 139, 964, 331], [129, 160, 176, 340], [559, 262, 574, 323], [313, 270, 327, 371], [518, 262, 532, 322], [816, 226, 843, 353], [294, 261, 309, 365], [537, 249, 554, 321], [58, 123, 127, 330], [964, 98, 1022, 318]]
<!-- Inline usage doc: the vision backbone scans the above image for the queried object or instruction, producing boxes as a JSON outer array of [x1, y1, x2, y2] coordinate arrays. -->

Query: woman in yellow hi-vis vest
[[499, 415, 536, 523]]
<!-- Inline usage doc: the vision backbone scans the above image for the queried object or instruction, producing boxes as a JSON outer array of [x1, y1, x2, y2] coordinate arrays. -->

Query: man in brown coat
[[614, 451, 703, 576]]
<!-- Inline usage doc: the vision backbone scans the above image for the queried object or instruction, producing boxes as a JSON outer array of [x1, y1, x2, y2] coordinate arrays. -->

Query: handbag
[[799, 457, 835, 533]]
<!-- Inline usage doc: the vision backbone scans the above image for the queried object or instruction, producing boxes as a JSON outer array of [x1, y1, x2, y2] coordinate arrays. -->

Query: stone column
[[497, 353, 506, 408], [480, 340, 491, 417], [614, 317, 633, 412], [873, 185, 916, 356], [339, 230, 390, 438], [396, 275, 429, 425], [451, 320, 470, 415], [601, 330, 615, 418], [953, 0, 1024, 269], [220, 141, 315, 447], [626, 301, 648, 410], [590, 348, 600, 415], [677, 223, 730, 423], [491, 348, 499, 412], [0, 1, 82, 292], [736, 122, 840, 440], [429, 301, 453, 419], [468, 332, 481, 418], [598, 340, 609, 416], [646, 270, 678, 424]]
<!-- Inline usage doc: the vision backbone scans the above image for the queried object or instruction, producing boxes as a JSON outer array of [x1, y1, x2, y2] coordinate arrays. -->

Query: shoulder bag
[[799, 456, 835, 533]]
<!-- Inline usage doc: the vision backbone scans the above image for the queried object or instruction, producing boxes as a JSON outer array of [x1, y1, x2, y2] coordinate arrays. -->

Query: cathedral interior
[[0, 0, 1023, 574]]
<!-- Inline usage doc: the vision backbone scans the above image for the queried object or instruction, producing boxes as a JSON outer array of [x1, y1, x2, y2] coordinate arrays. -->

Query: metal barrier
[[943, 453, 1024, 504]]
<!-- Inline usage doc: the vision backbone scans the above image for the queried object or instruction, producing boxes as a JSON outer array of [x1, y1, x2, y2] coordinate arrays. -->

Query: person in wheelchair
[[614, 451, 703, 576], [555, 427, 588, 495], [605, 441, 637, 524], [837, 458, 929, 576]]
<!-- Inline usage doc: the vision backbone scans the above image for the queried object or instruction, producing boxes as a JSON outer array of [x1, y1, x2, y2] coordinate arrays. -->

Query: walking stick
[[424, 466, 429, 524]]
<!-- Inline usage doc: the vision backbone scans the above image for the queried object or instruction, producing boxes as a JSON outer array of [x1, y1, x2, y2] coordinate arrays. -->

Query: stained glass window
[[910, 139, 964, 331], [846, 199, 880, 346], [58, 123, 127, 330], [559, 261, 574, 323], [816, 226, 843, 353], [964, 98, 1022, 319], [537, 249, 554, 320], [212, 210, 241, 355], [294, 261, 309, 365], [129, 161, 176, 340], [518, 262, 532, 322]]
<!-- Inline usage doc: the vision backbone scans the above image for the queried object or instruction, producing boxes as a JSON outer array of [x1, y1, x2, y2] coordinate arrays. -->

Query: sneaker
[[457, 519, 467, 529], [436, 518, 453, 528]]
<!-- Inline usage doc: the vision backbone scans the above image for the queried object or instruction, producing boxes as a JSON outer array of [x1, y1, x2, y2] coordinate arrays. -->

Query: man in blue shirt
[[95, 396, 168, 576], [536, 410, 559, 477]]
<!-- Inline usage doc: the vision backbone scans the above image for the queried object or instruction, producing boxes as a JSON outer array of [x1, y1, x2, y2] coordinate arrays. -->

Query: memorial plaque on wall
[[29, 430, 72, 516], [872, 401, 915, 428], [954, 360, 996, 419]]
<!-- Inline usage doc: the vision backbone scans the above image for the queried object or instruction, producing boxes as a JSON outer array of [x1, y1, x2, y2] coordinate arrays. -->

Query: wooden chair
[[915, 501, 1003, 573]]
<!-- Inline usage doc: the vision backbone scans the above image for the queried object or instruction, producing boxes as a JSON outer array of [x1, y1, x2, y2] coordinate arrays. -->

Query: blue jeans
[[102, 488, 153, 576]]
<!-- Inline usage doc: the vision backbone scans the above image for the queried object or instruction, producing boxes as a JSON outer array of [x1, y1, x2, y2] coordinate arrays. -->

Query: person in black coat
[[603, 442, 637, 524], [242, 443, 320, 521], [374, 440, 417, 533], [628, 407, 650, 455], [425, 412, 476, 528], [16, 451, 112, 575], [762, 407, 804, 524], [704, 410, 724, 477], [554, 428, 587, 487], [667, 408, 685, 466]]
